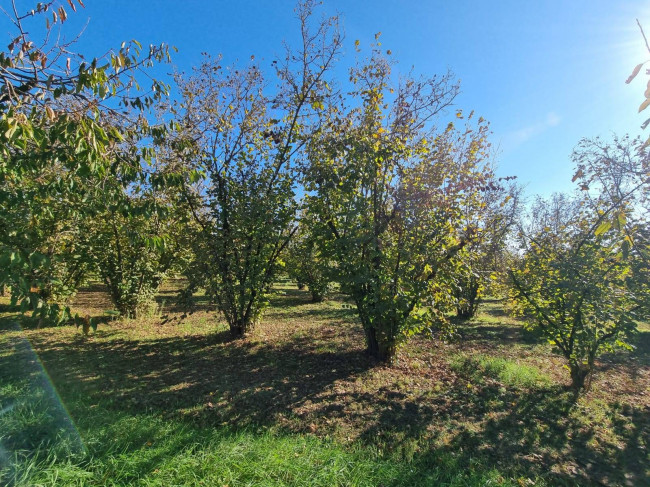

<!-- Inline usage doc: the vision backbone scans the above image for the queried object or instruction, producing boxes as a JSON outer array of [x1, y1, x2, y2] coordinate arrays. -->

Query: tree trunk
[[296, 281, 305, 290], [121, 307, 138, 319], [365, 326, 396, 363], [310, 291, 325, 303], [229, 318, 255, 338], [455, 280, 480, 319], [456, 305, 474, 320], [570, 363, 592, 391]]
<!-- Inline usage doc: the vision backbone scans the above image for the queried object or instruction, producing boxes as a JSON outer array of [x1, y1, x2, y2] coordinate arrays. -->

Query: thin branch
[[637, 19, 650, 55]]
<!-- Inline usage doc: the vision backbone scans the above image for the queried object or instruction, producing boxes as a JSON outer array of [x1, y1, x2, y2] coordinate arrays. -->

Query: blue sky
[[9, 0, 650, 200]]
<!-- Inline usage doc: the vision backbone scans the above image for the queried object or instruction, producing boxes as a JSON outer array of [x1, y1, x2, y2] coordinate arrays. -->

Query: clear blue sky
[[10, 0, 650, 199]]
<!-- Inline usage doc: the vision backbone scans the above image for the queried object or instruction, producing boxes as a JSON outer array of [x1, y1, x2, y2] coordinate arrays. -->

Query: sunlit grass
[[450, 353, 551, 388], [0, 286, 647, 486], [1, 392, 521, 486]]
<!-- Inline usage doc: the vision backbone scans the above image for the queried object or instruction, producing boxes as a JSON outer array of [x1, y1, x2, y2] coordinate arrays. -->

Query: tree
[[0, 150, 95, 310], [0, 0, 173, 321], [284, 217, 334, 303], [452, 180, 520, 319], [86, 174, 190, 318], [175, 0, 342, 336], [509, 137, 649, 391], [305, 45, 499, 362]]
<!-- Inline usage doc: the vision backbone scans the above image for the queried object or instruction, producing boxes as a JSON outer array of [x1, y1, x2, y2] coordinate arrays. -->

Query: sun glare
[[611, 5, 650, 80]]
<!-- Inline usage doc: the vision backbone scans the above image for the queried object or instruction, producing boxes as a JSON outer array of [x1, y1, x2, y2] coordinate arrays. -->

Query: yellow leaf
[[594, 221, 611, 236]]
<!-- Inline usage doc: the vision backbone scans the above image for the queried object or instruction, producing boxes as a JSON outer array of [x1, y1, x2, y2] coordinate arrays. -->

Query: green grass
[[1, 385, 517, 487], [1, 285, 648, 486], [450, 354, 551, 388]]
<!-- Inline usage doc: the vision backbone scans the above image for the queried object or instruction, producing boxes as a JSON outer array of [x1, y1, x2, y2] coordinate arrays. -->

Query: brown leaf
[[639, 97, 650, 113], [626, 63, 644, 84], [571, 168, 583, 182], [640, 116, 650, 130], [642, 136, 650, 149]]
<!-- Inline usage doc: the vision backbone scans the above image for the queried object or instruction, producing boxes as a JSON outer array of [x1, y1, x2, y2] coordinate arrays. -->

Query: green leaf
[[594, 221, 611, 236]]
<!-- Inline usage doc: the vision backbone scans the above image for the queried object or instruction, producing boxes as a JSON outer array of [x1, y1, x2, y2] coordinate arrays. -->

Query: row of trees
[[1, 1, 648, 390], [0, 0, 188, 321]]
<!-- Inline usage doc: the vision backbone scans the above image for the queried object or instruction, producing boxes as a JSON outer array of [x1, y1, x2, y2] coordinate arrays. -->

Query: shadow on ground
[[31, 326, 373, 429], [2, 302, 648, 486]]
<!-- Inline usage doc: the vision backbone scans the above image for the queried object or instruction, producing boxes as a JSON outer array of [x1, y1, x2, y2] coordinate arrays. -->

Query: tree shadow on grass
[[154, 287, 315, 314], [1, 324, 375, 482], [0, 312, 118, 333], [0, 303, 19, 314], [363, 379, 648, 486], [0, 315, 22, 332], [0, 328, 86, 477], [156, 292, 218, 314], [265, 306, 358, 323], [479, 297, 509, 317], [4, 308, 647, 486], [268, 287, 314, 308], [599, 329, 650, 368], [455, 320, 547, 349], [31, 328, 373, 430]]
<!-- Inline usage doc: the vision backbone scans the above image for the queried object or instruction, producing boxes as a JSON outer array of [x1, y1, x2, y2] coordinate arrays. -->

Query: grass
[[450, 354, 551, 388], [0, 285, 648, 486]]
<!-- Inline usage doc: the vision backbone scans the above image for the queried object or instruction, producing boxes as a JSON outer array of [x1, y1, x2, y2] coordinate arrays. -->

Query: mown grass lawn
[[0, 283, 648, 486]]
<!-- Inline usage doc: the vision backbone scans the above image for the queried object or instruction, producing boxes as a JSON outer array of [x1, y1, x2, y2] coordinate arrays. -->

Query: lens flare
[[0, 320, 86, 477]]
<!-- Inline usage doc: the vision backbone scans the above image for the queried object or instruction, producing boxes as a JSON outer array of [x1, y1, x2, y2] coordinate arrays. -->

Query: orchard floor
[[0, 283, 648, 486]]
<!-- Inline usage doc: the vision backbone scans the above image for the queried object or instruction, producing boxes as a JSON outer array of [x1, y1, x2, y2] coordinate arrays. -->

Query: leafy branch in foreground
[[0, 0, 174, 321]]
